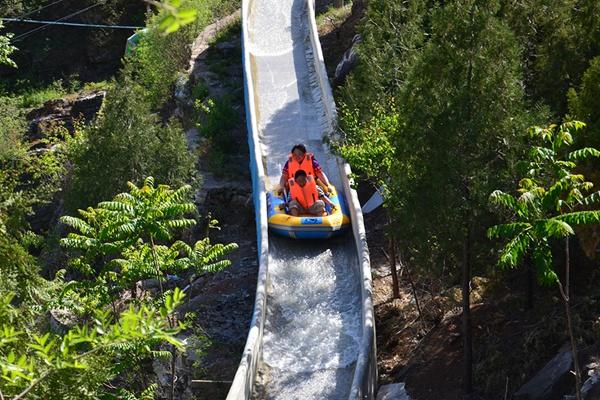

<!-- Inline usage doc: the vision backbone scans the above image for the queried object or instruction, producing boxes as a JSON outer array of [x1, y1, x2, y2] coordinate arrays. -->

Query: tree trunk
[[400, 252, 423, 320], [462, 225, 473, 400], [170, 345, 177, 400], [389, 236, 400, 299], [525, 254, 534, 310], [334, 0, 344, 7], [558, 237, 582, 400]]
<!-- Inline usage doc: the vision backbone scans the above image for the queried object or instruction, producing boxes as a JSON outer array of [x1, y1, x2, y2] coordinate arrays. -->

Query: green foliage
[[191, 79, 210, 102], [488, 122, 600, 284], [0, 21, 17, 68], [316, 2, 353, 30], [389, 0, 531, 276], [154, 0, 199, 34], [130, 0, 224, 109], [195, 97, 238, 172], [340, 0, 427, 113], [67, 78, 195, 211], [66, 0, 244, 210], [500, 0, 600, 113], [61, 178, 237, 310], [0, 289, 185, 400], [568, 56, 600, 148], [0, 1, 242, 398], [0, 182, 189, 400], [0, 96, 68, 239], [334, 100, 397, 192], [117, 383, 159, 400], [17, 80, 68, 109]]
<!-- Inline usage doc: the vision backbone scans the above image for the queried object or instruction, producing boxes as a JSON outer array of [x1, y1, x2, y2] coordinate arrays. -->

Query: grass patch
[[316, 2, 353, 32], [18, 81, 68, 108], [210, 17, 241, 46], [195, 96, 238, 174], [82, 80, 113, 92], [191, 79, 210, 102], [0, 79, 112, 110]]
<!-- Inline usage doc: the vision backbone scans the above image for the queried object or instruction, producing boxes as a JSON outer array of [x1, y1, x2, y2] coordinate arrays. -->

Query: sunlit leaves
[[0, 21, 17, 68], [148, 0, 198, 34], [0, 291, 185, 395], [568, 147, 600, 161], [60, 178, 236, 310], [489, 121, 600, 285]]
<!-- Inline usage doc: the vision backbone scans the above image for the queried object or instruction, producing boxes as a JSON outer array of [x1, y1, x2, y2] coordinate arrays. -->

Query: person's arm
[[318, 186, 336, 208], [278, 161, 289, 194], [316, 170, 330, 187], [312, 158, 331, 189], [322, 195, 336, 208], [278, 174, 287, 193]]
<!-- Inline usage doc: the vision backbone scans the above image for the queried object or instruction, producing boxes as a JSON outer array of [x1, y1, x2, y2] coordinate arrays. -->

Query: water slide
[[226, 0, 376, 398]]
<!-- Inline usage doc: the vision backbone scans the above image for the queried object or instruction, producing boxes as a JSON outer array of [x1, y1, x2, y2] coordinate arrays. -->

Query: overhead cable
[[11, 2, 102, 42], [2, 18, 142, 29], [4, 0, 71, 23]]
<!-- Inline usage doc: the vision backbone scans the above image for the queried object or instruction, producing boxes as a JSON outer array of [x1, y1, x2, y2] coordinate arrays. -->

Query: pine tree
[[390, 1, 531, 395]]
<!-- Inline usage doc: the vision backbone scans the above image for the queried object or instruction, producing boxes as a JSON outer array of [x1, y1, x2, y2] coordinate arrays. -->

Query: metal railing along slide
[[226, 0, 376, 398]]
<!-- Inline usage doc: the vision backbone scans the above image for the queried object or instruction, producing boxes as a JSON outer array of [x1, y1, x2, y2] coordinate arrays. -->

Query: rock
[[27, 90, 105, 139], [174, 74, 192, 107], [583, 372, 600, 399], [515, 344, 574, 400], [49, 308, 77, 334], [377, 383, 412, 400], [334, 34, 362, 86], [70, 90, 105, 121]]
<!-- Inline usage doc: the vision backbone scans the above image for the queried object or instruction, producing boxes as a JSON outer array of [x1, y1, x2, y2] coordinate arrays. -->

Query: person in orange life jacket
[[288, 169, 336, 216], [278, 143, 332, 195]]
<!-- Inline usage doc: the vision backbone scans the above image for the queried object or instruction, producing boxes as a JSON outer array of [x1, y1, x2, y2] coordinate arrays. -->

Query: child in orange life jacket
[[278, 143, 332, 195], [287, 169, 336, 216]]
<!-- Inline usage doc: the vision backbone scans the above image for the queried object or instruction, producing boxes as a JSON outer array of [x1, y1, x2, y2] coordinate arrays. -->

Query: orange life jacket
[[287, 152, 315, 179], [289, 176, 319, 210]]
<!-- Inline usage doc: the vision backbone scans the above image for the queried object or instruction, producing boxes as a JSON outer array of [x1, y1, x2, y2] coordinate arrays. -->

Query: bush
[[66, 78, 195, 211]]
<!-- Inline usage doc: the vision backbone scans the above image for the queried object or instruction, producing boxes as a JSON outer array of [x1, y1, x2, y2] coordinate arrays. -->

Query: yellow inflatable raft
[[266, 184, 351, 239]]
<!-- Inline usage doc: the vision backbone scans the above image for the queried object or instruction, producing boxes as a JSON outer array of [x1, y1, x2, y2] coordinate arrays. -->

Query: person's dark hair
[[294, 169, 307, 180], [291, 143, 307, 154]]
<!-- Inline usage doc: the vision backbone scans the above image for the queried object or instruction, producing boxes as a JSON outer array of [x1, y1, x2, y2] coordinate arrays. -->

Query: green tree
[[67, 79, 195, 211], [388, 1, 532, 396], [568, 56, 600, 148], [340, 0, 427, 114], [335, 101, 408, 301], [0, 178, 190, 400], [0, 288, 186, 400], [0, 21, 17, 68], [61, 177, 237, 311], [488, 121, 600, 400], [501, 0, 600, 114]]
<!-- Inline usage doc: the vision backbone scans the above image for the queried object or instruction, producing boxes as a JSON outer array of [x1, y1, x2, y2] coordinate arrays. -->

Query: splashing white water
[[261, 238, 362, 399]]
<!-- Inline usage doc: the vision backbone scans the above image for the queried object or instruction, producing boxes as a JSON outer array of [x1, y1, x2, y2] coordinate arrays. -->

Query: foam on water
[[262, 238, 362, 399], [263, 239, 361, 373]]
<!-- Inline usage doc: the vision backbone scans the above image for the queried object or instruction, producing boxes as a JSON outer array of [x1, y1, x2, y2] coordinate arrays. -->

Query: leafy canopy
[[60, 177, 237, 309], [0, 21, 17, 68], [488, 122, 600, 284]]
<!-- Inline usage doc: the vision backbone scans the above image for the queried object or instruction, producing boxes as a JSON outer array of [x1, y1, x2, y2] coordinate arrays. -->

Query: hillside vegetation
[[334, 0, 600, 399], [0, 1, 241, 398]]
